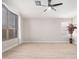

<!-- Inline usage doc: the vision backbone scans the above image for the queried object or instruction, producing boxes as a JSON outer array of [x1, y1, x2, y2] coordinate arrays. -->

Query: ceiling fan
[[35, 0, 63, 12]]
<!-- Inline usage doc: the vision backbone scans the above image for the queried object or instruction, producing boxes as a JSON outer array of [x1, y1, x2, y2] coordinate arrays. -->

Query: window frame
[[2, 4, 18, 41]]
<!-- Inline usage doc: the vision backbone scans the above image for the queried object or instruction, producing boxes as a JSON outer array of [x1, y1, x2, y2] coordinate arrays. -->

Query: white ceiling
[[3, 0, 77, 18]]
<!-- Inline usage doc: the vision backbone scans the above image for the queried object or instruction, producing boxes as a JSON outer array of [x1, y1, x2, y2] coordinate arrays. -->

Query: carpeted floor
[[3, 43, 77, 59]]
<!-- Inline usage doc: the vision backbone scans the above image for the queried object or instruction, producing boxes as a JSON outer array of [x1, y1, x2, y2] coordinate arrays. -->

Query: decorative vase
[[69, 38, 73, 44]]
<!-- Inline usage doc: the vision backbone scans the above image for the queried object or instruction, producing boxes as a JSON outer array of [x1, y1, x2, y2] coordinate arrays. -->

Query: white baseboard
[[23, 41, 69, 44]]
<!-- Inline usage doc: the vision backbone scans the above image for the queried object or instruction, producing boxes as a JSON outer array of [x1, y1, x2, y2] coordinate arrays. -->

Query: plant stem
[[71, 34, 72, 39]]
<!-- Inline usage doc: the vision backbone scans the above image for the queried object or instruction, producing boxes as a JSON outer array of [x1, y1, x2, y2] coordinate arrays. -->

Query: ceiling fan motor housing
[[48, 0, 52, 6]]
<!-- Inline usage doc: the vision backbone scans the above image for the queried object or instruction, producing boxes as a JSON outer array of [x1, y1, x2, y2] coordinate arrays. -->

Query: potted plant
[[67, 24, 77, 44]]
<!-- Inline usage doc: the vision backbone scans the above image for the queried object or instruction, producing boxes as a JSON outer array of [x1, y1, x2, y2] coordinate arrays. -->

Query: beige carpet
[[3, 43, 77, 59]]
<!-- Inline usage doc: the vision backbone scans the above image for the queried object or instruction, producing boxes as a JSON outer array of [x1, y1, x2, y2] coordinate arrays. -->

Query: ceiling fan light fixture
[[48, 7, 51, 10]]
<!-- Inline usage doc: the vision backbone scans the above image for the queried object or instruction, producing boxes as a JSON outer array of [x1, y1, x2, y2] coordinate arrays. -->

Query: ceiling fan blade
[[44, 9, 48, 12], [51, 7, 56, 11], [48, 0, 51, 6], [52, 3, 63, 7]]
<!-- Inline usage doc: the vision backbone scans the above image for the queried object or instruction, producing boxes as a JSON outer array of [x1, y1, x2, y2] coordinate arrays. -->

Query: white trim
[[18, 16, 22, 44], [23, 41, 69, 44]]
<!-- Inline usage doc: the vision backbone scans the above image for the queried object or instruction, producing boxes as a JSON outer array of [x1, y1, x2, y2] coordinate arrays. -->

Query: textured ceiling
[[3, 0, 77, 18]]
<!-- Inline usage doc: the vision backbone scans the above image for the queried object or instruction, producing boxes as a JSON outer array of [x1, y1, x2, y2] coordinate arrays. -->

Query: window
[[2, 5, 8, 41], [2, 4, 18, 41], [8, 10, 18, 39]]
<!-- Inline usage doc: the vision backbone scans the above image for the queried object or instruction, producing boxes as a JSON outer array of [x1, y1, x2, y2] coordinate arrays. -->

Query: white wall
[[22, 18, 73, 43]]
